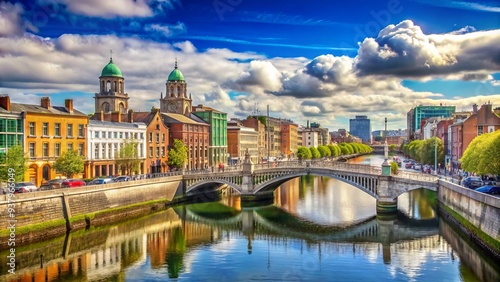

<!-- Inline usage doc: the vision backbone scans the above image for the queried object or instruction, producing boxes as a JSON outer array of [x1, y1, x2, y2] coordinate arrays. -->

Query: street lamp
[[432, 124, 437, 175]]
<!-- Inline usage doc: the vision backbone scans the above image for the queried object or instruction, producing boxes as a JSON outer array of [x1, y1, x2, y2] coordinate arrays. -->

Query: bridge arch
[[253, 169, 380, 199], [185, 179, 242, 195]]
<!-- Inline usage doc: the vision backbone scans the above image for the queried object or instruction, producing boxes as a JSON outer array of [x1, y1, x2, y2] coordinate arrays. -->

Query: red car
[[61, 179, 86, 188]]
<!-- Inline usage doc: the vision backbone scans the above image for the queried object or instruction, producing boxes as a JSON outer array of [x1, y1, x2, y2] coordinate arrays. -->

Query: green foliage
[[420, 137, 444, 166], [115, 140, 141, 175], [339, 144, 349, 155], [257, 116, 267, 127], [0, 145, 27, 182], [390, 161, 399, 175], [317, 145, 331, 158], [54, 149, 84, 178], [309, 147, 321, 159], [461, 130, 500, 175], [327, 145, 340, 157], [297, 146, 312, 160], [168, 139, 188, 169], [389, 144, 396, 153]]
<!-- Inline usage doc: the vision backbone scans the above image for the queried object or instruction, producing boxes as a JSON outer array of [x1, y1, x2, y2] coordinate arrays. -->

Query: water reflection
[[1, 172, 499, 281]]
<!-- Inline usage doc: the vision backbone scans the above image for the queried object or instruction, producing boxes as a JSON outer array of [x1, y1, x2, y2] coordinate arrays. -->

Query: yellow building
[[7, 97, 88, 186]]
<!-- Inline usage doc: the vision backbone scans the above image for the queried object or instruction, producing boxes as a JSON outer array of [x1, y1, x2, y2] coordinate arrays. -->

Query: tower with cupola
[[94, 55, 129, 114], [160, 59, 192, 116]]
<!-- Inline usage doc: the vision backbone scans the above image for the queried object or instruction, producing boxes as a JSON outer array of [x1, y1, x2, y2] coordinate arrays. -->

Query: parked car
[[87, 178, 114, 185], [461, 176, 484, 189], [61, 179, 86, 188], [113, 176, 131, 182], [474, 185, 500, 196], [14, 182, 37, 193], [413, 164, 422, 170], [483, 175, 500, 186], [405, 163, 413, 169], [39, 179, 65, 190]]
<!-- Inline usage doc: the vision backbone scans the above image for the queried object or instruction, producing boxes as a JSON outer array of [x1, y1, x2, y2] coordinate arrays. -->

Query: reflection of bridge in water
[[180, 205, 439, 244]]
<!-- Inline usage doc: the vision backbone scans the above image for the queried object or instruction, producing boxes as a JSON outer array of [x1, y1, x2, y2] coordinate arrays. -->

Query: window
[[108, 132, 112, 138], [43, 142, 48, 157], [55, 143, 61, 157], [102, 143, 106, 159], [161, 147, 165, 157], [79, 143, 84, 156], [94, 144, 99, 159], [7, 120, 16, 132], [102, 131, 106, 138], [125, 132, 129, 139], [156, 133, 159, 143], [108, 143, 112, 158], [149, 147, 153, 157], [75, 124, 82, 137], [477, 125, 484, 135], [29, 122, 35, 136], [29, 143, 35, 158], [55, 123, 61, 137], [0, 119, 5, 131], [149, 132, 153, 143], [95, 131, 99, 138], [156, 147, 160, 158], [42, 122, 48, 136], [67, 124, 73, 137], [68, 143, 73, 151], [113, 132, 117, 138], [119, 132, 123, 139], [162, 133, 165, 142]]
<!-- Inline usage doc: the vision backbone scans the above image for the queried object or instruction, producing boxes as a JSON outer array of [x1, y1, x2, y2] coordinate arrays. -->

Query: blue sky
[[0, 0, 499, 130]]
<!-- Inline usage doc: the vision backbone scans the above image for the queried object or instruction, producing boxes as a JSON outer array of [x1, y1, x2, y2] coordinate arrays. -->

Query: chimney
[[128, 109, 134, 123], [472, 104, 478, 114], [100, 110, 104, 121], [111, 111, 121, 123], [41, 97, 50, 109], [65, 99, 73, 113], [0, 95, 10, 111]]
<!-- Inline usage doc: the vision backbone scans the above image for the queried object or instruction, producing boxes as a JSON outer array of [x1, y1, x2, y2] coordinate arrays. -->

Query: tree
[[389, 144, 396, 154], [317, 145, 331, 158], [390, 161, 399, 175], [327, 145, 340, 157], [54, 149, 84, 178], [115, 140, 141, 176], [461, 130, 500, 175], [168, 139, 188, 169], [309, 147, 321, 159], [420, 137, 444, 166], [296, 146, 312, 160], [0, 145, 27, 183]]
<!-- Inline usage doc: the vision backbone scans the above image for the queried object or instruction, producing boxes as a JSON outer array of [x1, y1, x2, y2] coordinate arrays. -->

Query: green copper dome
[[167, 60, 185, 81], [101, 58, 123, 77]]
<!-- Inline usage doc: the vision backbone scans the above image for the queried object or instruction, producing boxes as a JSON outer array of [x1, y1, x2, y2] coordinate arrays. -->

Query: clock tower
[[160, 60, 192, 116]]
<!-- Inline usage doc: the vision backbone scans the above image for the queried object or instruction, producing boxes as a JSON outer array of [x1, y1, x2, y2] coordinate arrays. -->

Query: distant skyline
[[0, 0, 499, 131]]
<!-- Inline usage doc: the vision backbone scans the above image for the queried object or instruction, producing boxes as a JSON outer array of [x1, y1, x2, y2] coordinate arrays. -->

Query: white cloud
[[0, 2, 24, 37], [144, 22, 187, 37], [0, 20, 499, 130], [38, 0, 157, 18]]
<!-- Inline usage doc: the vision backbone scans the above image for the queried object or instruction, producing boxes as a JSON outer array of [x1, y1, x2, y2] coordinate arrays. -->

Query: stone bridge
[[181, 156, 438, 214]]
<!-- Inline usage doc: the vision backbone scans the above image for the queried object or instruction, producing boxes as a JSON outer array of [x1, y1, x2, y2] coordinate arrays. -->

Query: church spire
[[174, 57, 178, 69]]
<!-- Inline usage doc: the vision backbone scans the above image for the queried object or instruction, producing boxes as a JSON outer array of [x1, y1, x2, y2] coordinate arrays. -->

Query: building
[[407, 105, 455, 140], [227, 120, 259, 164], [309, 122, 329, 146], [87, 117, 146, 178], [349, 115, 371, 143], [280, 120, 298, 158], [94, 56, 129, 114], [160, 61, 210, 170], [0, 95, 24, 157], [241, 117, 266, 161], [300, 126, 319, 147], [192, 105, 227, 166], [0, 96, 88, 186]]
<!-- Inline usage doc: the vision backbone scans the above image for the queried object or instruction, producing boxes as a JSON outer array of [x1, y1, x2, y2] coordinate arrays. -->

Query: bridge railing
[[254, 160, 383, 175], [393, 171, 438, 182]]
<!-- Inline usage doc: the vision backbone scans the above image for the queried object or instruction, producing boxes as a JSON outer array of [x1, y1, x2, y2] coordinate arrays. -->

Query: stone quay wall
[[437, 180, 500, 256], [0, 176, 182, 248]]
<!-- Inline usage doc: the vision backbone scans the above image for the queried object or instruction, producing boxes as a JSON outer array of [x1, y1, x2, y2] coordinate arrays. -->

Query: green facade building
[[407, 105, 455, 140], [192, 105, 227, 166], [0, 96, 24, 157]]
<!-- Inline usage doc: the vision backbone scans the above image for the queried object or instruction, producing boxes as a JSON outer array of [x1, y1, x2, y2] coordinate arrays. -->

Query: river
[[0, 155, 498, 281]]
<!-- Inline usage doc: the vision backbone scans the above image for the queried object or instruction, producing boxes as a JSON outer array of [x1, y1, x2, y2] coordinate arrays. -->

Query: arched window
[[101, 81, 105, 92], [114, 81, 117, 92], [106, 81, 111, 92], [42, 165, 50, 181], [170, 87, 174, 97], [119, 103, 125, 113], [119, 81, 123, 93], [102, 102, 110, 113], [177, 86, 181, 97]]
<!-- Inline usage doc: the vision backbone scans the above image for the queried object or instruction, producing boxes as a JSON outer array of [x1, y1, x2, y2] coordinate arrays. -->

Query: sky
[[0, 0, 499, 131]]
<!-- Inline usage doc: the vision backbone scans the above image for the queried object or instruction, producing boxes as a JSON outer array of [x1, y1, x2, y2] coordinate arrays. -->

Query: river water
[[0, 155, 498, 281]]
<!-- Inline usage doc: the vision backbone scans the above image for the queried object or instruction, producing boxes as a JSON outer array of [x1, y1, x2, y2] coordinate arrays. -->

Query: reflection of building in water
[[147, 222, 222, 267], [274, 177, 300, 211]]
